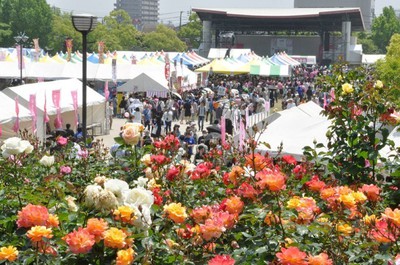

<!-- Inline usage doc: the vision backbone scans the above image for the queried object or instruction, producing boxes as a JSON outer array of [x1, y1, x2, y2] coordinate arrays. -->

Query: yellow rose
[[121, 123, 144, 145], [336, 223, 353, 236], [341, 83, 354, 95], [163, 202, 187, 223], [375, 80, 383, 88]]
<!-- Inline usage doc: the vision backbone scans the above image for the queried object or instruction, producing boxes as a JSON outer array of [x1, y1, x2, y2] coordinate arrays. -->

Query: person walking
[[198, 101, 206, 131], [163, 107, 174, 134]]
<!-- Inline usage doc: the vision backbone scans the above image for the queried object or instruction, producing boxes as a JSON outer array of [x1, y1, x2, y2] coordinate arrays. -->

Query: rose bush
[[0, 66, 399, 264]]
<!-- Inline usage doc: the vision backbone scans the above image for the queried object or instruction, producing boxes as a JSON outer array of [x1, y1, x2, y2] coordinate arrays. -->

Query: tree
[[356, 32, 379, 54], [142, 24, 187, 51], [3, 0, 53, 48], [376, 34, 400, 102], [178, 13, 202, 49], [47, 12, 81, 54], [371, 6, 400, 53], [90, 10, 140, 52]]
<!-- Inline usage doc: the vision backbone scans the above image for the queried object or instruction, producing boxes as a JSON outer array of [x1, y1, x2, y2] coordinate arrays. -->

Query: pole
[[179, 11, 183, 30], [19, 44, 22, 84], [82, 32, 88, 144]]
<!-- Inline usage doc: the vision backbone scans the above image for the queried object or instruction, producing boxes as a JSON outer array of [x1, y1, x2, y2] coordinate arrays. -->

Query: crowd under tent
[[2, 79, 106, 141], [117, 72, 170, 98]]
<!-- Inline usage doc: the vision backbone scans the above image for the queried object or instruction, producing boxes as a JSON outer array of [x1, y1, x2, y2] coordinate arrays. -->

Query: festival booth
[[0, 92, 32, 139], [255, 101, 330, 160], [2, 79, 106, 141]]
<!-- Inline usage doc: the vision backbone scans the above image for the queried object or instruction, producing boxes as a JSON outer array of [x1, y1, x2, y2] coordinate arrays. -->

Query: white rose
[[134, 177, 148, 188], [97, 190, 119, 211], [84, 184, 103, 207], [1, 137, 33, 158], [123, 187, 154, 209], [65, 195, 79, 212], [130, 205, 152, 229], [104, 179, 130, 204], [39, 155, 55, 167]]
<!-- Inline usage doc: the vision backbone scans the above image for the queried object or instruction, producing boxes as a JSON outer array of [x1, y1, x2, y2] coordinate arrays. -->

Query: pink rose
[[60, 165, 72, 174], [57, 136, 68, 146]]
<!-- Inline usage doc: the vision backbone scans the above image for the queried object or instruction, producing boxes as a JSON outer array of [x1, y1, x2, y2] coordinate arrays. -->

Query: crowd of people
[[108, 64, 333, 162]]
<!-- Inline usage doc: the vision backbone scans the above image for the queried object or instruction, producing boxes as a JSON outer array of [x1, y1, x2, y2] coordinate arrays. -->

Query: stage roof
[[193, 8, 365, 32]]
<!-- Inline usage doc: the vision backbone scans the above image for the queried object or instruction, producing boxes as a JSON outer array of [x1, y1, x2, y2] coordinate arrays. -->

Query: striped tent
[[250, 64, 290, 77]]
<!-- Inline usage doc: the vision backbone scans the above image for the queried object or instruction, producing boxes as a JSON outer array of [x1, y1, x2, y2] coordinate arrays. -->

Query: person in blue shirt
[[183, 131, 195, 158]]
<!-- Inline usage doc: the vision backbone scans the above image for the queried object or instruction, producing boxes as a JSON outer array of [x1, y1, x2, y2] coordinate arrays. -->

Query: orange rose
[[164, 203, 188, 224], [256, 169, 286, 192], [0, 246, 18, 262], [308, 253, 333, 265], [381, 208, 400, 227], [27, 226, 53, 242], [104, 228, 127, 249], [276, 247, 308, 265], [223, 196, 244, 215], [63, 228, 95, 254], [86, 218, 108, 241], [116, 247, 135, 265]]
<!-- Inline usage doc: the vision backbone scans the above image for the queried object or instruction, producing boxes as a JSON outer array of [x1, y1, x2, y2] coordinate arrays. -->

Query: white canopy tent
[[0, 92, 32, 139], [2, 79, 106, 141], [256, 101, 330, 160], [117, 71, 170, 98]]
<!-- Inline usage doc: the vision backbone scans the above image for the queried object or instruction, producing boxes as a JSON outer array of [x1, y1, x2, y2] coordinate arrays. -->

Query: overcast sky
[[46, 0, 400, 24]]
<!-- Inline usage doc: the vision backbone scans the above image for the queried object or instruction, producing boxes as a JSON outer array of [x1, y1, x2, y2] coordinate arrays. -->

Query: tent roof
[[0, 92, 31, 124], [2, 79, 105, 115], [117, 72, 169, 93], [256, 101, 330, 160]]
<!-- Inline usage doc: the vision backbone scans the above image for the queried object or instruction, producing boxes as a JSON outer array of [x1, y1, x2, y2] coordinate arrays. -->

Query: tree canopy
[[371, 6, 400, 53], [376, 33, 400, 103], [178, 13, 202, 50], [142, 24, 187, 52]]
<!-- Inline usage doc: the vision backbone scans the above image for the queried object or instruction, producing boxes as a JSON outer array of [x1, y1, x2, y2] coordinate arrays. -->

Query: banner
[[239, 119, 245, 151], [112, 59, 117, 83], [71, 90, 78, 126], [330, 88, 335, 102], [323, 92, 327, 109], [33, 38, 40, 62], [264, 100, 270, 113], [221, 115, 226, 145], [44, 91, 49, 123], [52, 90, 62, 129], [0, 124, 2, 137], [29, 94, 37, 134], [245, 106, 249, 128], [65, 38, 73, 62], [104, 81, 109, 101], [98, 41, 104, 64], [12, 97, 20, 133], [165, 53, 170, 82]]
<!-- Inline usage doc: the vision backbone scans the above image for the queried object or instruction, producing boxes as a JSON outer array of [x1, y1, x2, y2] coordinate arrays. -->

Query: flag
[[330, 88, 335, 102], [12, 96, 20, 133], [239, 119, 245, 151], [104, 81, 109, 101], [65, 38, 73, 62], [323, 92, 327, 109], [245, 107, 249, 128], [0, 124, 2, 137], [29, 94, 37, 134], [112, 59, 117, 83], [264, 100, 270, 113], [71, 90, 78, 126], [221, 115, 226, 145], [33, 38, 40, 62], [52, 90, 62, 129], [44, 91, 49, 123], [98, 41, 105, 64]]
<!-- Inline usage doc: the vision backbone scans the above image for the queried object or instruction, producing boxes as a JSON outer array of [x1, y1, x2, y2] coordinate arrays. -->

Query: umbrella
[[205, 132, 221, 144], [206, 124, 221, 134]]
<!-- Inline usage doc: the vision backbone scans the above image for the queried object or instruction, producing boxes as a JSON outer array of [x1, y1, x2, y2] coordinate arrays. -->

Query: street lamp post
[[14, 32, 29, 85], [71, 14, 97, 144]]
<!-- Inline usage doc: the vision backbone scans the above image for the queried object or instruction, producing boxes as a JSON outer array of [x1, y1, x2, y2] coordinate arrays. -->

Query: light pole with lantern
[[71, 14, 97, 144], [14, 32, 29, 85]]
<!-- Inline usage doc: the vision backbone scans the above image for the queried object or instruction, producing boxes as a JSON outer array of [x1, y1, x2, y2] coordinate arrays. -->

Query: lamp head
[[71, 14, 98, 33]]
